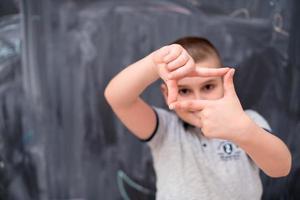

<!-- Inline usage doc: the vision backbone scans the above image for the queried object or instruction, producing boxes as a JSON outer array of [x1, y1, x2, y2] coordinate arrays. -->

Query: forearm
[[105, 53, 159, 107], [233, 117, 292, 177]]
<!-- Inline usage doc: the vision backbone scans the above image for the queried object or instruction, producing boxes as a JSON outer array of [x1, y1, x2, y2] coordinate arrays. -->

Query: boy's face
[[162, 57, 224, 127]]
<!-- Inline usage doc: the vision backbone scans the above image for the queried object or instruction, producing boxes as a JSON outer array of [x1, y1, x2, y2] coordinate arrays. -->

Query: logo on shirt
[[217, 141, 241, 161], [223, 143, 233, 154]]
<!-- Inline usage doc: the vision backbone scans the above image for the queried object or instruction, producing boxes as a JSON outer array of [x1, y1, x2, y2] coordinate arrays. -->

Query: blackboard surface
[[0, 0, 298, 199]]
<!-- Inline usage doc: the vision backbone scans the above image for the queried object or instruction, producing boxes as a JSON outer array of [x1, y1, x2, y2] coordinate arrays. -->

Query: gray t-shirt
[[146, 107, 271, 200]]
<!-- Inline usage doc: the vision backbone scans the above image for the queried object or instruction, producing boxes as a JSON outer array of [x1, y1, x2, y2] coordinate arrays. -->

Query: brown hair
[[172, 36, 222, 67]]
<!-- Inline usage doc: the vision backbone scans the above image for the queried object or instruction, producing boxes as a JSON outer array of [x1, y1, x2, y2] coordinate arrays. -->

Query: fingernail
[[232, 69, 235, 76], [169, 104, 174, 110]]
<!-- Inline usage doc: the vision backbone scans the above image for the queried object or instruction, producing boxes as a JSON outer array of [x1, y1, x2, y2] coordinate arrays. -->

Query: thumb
[[166, 79, 178, 105], [169, 99, 210, 111], [223, 68, 237, 97]]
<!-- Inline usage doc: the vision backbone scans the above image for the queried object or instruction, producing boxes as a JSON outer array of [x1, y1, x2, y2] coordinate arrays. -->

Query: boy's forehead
[[195, 58, 221, 69]]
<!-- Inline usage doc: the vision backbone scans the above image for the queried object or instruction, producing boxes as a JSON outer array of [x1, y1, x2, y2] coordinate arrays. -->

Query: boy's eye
[[178, 88, 191, 96], [202, 84, 215, 91]]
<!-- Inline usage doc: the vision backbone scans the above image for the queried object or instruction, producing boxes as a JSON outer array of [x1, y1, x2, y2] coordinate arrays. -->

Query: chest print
[[216, 141, 242, 161]]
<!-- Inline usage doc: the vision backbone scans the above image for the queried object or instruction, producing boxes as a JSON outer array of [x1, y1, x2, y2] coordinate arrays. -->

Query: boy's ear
[[160, 83, 169, 104]]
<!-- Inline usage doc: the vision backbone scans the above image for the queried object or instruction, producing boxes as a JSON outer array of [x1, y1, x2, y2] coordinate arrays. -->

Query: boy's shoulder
[[143, 106, 183, 147], [152, 106, 179, 120], [244, 109, 271, 132]]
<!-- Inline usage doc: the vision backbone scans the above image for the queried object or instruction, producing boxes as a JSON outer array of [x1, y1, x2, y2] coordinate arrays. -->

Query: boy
[[104, 36, 291, 199]]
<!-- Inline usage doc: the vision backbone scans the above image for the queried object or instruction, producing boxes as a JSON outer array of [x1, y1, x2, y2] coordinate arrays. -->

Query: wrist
[[148, 52, 160, 76], [230, 113, 256, 145]]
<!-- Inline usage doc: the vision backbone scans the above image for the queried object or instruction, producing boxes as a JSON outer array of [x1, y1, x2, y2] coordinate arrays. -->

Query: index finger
[[187, 67, 231, 77], [169, 99, 210, 111], [166, 79, 178, 105]]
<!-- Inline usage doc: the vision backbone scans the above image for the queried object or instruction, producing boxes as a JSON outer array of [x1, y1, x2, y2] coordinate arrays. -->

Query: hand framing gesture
[[152, 44, 230, 105], [169, 69, 250, 141]]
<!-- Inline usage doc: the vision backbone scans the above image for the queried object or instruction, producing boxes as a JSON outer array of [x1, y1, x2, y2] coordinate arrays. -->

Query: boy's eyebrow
[[178, 78, 218, 87]]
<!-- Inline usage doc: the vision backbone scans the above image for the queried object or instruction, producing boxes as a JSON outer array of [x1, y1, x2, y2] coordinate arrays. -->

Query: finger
[[168, 58, 195, 80], [188, 67, 230, 77], [157, 63, 169, 81], [166, 79, 178, 105], [163, 44, 182, 63], [166, 51, 189, 71], [153, 46, 170, 64], [159, 46, 170, 55], [169, 100, 210, 111], [223, 68, 237, 97]]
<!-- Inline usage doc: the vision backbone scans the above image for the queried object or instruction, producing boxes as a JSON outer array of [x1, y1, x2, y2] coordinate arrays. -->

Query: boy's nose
[[194, 92, 203, 100]]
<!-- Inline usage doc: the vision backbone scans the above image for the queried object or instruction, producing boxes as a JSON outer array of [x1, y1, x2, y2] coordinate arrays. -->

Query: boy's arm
[[104, 54, 160, 140], [221, 70, 292, 177], [170, 69, 292, 177], [233, 117, 292, 177]]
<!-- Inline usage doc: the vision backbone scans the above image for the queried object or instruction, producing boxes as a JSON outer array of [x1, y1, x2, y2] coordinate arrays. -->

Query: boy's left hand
[[170, 69, 251, 141]]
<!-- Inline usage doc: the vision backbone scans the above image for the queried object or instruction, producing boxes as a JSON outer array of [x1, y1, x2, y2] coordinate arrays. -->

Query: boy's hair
[[172, 36, 222, 67]]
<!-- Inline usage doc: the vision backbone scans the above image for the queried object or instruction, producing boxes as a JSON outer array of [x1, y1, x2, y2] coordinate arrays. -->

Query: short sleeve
[[140, 107, 178, 151], [245, 109, 272, 132]]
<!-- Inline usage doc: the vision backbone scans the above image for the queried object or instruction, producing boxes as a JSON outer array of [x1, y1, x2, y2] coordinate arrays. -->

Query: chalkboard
[[0, 0, 19, 17], [0, 0, 298, 199]]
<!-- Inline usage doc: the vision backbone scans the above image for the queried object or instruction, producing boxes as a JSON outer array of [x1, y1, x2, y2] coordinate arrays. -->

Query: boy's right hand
[[152, 44, 195, 105], [151, 44, 230, 106], [152, 44, 196, 81]]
